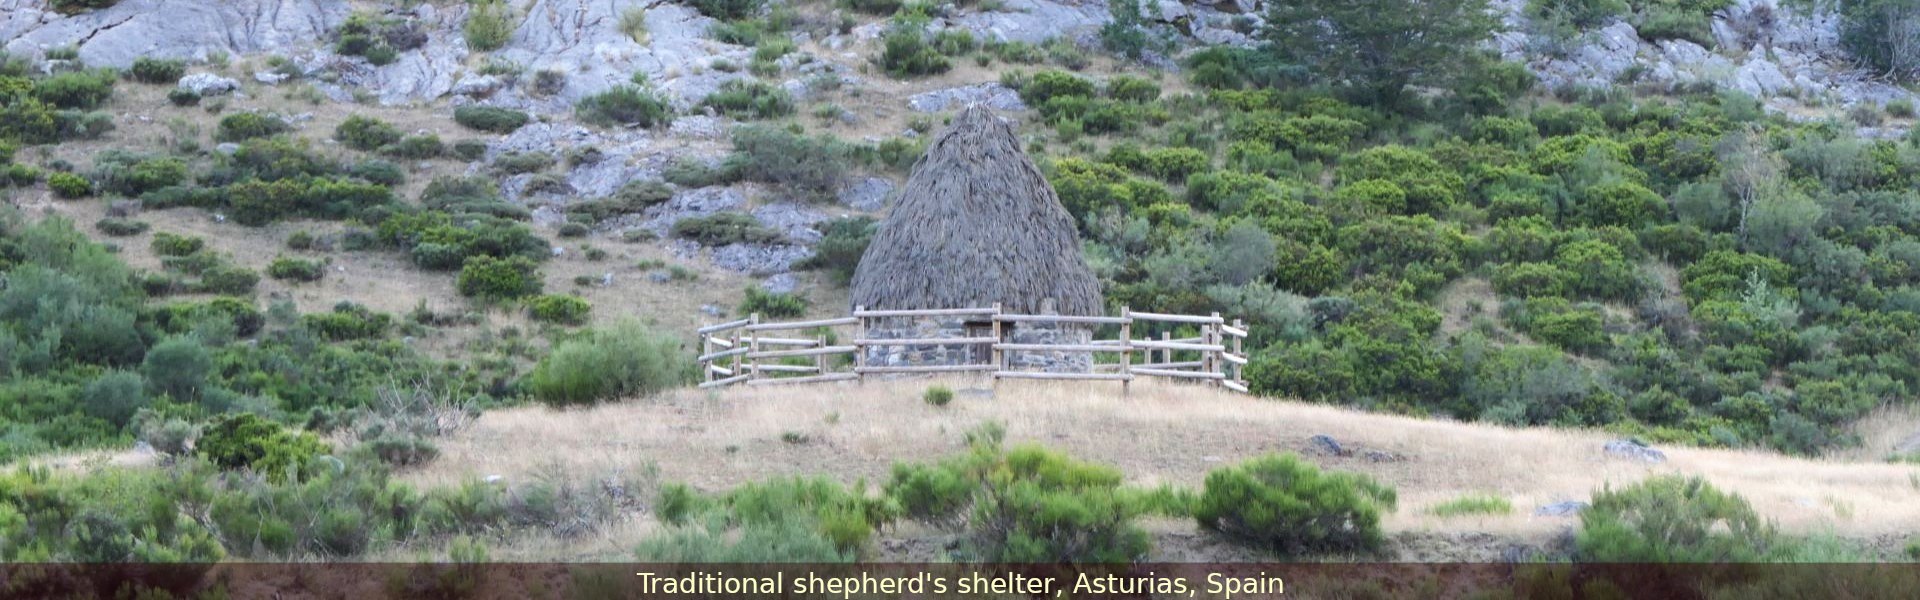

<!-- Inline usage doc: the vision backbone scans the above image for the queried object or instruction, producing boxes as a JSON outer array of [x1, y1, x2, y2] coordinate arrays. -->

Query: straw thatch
[[850, 105, 1103, 316]]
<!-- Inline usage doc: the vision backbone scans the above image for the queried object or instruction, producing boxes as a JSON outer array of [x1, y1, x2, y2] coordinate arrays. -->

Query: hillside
[[401, 379, 1920, 560], [8, 0, 1920, 571]]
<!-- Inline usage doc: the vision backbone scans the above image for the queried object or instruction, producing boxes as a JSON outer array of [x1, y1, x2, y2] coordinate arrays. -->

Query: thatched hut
[[850, 105, 1103, 371]]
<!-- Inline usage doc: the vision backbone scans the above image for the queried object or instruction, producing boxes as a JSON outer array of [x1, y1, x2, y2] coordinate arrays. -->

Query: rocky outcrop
[[486, 0, 751, 112], [908, 82, 1028, 112], [1, 0, 347, 66], [952, 0, 1111, 44], [329, 3, 470, 106]]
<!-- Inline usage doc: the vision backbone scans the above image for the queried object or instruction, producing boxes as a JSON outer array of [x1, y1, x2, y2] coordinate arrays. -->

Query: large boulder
[[487, 0, 751, 112], [952, 0, 1111, 43], [330, 3, 470, 106], [1, 0, 348, 66]]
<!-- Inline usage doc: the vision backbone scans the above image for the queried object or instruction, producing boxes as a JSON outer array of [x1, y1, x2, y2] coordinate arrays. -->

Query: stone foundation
[[861, 316, 1093, 373]]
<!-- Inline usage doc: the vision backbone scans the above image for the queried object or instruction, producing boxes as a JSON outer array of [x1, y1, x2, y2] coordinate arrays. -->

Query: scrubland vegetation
[[7, 0, 1920, 571]]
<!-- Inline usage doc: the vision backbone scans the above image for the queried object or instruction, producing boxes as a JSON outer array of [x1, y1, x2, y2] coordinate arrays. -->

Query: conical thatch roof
[[850, 105, 1103, 316]]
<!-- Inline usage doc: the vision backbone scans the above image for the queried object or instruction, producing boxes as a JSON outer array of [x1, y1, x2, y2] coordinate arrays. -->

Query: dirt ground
[[408, 378, 1920, 561]]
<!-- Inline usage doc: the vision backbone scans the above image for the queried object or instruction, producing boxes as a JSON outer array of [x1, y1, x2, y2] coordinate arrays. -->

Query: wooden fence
[[696, 305, 1250, 393]]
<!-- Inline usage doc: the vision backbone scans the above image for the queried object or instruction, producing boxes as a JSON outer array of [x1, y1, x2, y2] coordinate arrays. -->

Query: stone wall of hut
[[861, 318, 1094, 373]]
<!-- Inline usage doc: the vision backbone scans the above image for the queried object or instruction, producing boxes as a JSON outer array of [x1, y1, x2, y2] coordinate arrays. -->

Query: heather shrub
[[1195, 454, 1397, 556], [529, 320, 690, 406]]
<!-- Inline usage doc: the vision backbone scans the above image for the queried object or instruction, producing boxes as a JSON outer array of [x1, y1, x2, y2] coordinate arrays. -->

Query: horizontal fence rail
[[696, 305, 1251, 393]]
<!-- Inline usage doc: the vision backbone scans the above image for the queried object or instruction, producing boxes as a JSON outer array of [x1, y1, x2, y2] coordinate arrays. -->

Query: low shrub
[[1577, 475, 1779, 562], [794, 216, 874, 284], [456, 255, 543, 300], [923, 385, 953, 407], [1195, 454, 1397, 557], [128, 57, 186, 84], [529, 320, 689, 406], [193, 266, 259, 295], [196, 413, 332, 482], [576, 85, 673, 128], [1427, 494, 1513, 517], [267, 256, 326, 282], [301, 302, 392, 340], [727, 125, 855, 201], [167, 88, 201, 106], [335, 114, 404, 151], [215, 112, 291, 142], [95, 217, 149, 236], [380, 134, 444, 159], [567, 180, 673, 222], [738, 287, 807, 318], [490, 151, 554, 175], [34, 70, 116, 110], [151, 232, 206, 256], [453, 106, 530, 133], [670, 213, 784, 245], [527, 294, 591, 325], [48, 172, 92, 198], [699, 80, 795, 120], [465, 0, 516, 51]]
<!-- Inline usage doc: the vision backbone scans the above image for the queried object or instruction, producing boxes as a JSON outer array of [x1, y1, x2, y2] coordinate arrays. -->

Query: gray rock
[[1603, 439, 1666, 463], [177, 72, 239, 95], [838, 176, 894, 212], [329, 4, 469, 106], [253, 70, 291, 85], [708, 242, 813, 275], [486, 0, 750, 113], [760, 273, 797, 294], [1733, 57, 1791, 97], [668, 115, 725, 139], [641, 187, 748, 236], [213, 142, 240, 155], [751, 202, 830, 245], [700, 304, 726, 317], [1308, 434, 1348, 457], [1535, 501, 1588, 517], [648, 271, 671, 283], [1, 0, 350, 68], [452, 74, 504, 97], [908, 82, 1027, 112], [953, 0, 1110, 43], [106, 200, 141, 217]]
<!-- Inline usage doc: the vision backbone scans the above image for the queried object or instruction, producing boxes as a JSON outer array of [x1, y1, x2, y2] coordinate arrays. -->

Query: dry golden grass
[[415, 378, 1920, 544]]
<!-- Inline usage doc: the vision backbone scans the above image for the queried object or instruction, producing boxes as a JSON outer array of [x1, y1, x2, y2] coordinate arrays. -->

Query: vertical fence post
[[700, 326, 712, 385], [853, 305, 866, 385], [1120, 306, 1132, 396], [1208, 312, 1223, 387], [1232, 318, 1245, 387], [1160, 331, 1171, 367], [990, 303, 1003, 391], [747, 313, 762, 383], [729, 322, 743, 387], [814, 332, 827, 376]]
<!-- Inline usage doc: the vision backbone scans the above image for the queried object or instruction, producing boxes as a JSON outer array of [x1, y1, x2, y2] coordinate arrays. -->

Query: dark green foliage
[[1577, 475, 1779, 562], [301, 303, 392, 341], [466, 0, 515, 51], [214, 112, 291, 142], [671, 213, 784, 246], [167, 88, 201, 106], [1017, 70, 1096, 106], [90, 150, 188, 196], [456, 255, 543, 300], [490, 151, 554, 175], [566, 180, 673, 223], [127, 58, 186, 84], [1835, 0, 1920, 81], [33, 70, 116, 110], [1260, 0, 1497, 106], [738, 288, 806, 318], [575, 85, 673, 128], [879, 21, 952, 78], [334, 114, 404, 151], [699, 79, 795, 119], [526, 294, 591, 325], [380, 134, 444, 159], [47, 172, 91, 198], [141, 336, 212, 401], [1106, 75, 1161, 102], [882, 432, 1169, 562], [1527, 0, 1629, 28], [453, 105, 531, 133], [94, 217, 148, 236], [1195, 454, 1396, 556], [267, 256, 326, 282], [795, 216, 875, 284], [637, 475, 889, 562], [726, 125, 855, 201], [48, 0, 125, 13], [151, 232, 206, 257], [688, 0, 764, 20], [196, 413, 331, 482], [80, 371, 146, 428], [529, 320, 689, 406]]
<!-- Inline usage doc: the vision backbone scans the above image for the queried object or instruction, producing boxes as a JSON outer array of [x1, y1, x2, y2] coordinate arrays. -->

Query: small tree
[[1259, 0, 1497, 107], [1194, 454, 1397, 556]]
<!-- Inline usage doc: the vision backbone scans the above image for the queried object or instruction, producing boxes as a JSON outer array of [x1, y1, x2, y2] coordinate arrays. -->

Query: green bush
[[727, 125, 855, 201], [196, 413, 332, 482], [879, 22, 952, 78], [738, 287, 807, 318], [142, 336, 212, 400], [671, 213, 784, 245], [699, 79, 794, 120], [94, 217, 149, 236], [529, 320, 689, 406], [80, 371, 147, 428], [1106, 75, 1161, 102], [1195, 453, 1397, 557], [567, 180, 673, 222], [267, 256, 326, 282], [527, 294, 592, 325], [689, 0, 765, 20], [465, 0, 516, 51], [1577, 475, 1779, 562], [168, 88, 201, 106], [490, 151, 554, 175], [194, 265, 259, 295], [457, 255, 543, 301], [1018, 70, 1096, 106], [334, 114, 404, 151], [90, 152, 188, 196], [453, 106, 530, 133], [1427, 493, 1513, 517], [301, 303, 392, 340], [380, 134, 444, 159], [923, 385, 954, 407], [794, 216, 875, 284], [215, 112, 291, 142], [576, 85, 673, 128], [1527, 0, 1629, 28], [33, 71, 116, 110], [48, 172, 92, 198], [151, 232, 206, 256], [128, 57, 186, 84]]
